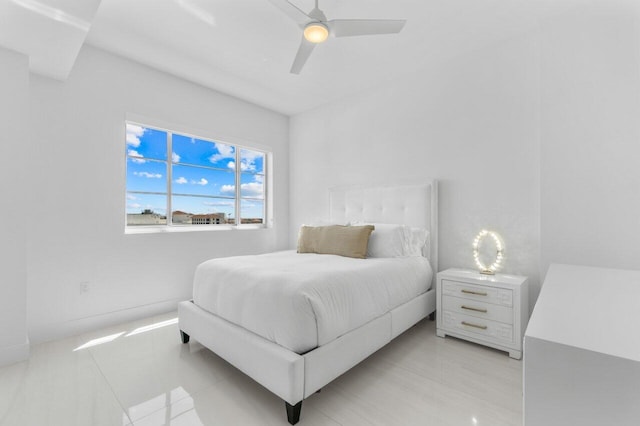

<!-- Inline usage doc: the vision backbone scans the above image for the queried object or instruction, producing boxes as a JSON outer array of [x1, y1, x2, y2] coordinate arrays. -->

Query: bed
[[178, 182, 438, 424]]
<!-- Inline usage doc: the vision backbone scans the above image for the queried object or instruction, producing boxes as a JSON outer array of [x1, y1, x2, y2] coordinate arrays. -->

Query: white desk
[[524, 264, 640, 426]]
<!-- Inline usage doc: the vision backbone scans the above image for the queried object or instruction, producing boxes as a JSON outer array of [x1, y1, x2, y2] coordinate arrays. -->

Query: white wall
[[290, 33, 542, 305], [15, 0, 640, 347], [540, 0, 640, 276], [27, 46, 289, 343], [291, 0, 640, 312], [0, 47, 29, 365]]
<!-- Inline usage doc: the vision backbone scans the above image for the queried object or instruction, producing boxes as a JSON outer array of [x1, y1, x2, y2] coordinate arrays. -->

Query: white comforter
[[192, 250, 432, 353]]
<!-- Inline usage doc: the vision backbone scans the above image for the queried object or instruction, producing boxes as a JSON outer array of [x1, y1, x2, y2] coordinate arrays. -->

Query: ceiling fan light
[[304, 22, 329, 43]]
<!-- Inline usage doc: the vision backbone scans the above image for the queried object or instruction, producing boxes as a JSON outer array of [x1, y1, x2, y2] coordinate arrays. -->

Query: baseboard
[[0, 339, 30, 367], [29, 299, 183, 344]]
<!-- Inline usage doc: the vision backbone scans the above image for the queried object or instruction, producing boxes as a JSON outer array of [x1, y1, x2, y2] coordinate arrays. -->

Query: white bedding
[[192, 250, 433, 353]]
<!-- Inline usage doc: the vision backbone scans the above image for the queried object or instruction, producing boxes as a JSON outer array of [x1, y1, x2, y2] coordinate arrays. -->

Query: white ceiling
[[1, 0, 583, 115], [0, 0, 101, 79]]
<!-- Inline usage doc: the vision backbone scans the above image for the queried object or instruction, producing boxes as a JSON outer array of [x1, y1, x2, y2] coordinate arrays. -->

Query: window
[[125, 122, 267, 229]]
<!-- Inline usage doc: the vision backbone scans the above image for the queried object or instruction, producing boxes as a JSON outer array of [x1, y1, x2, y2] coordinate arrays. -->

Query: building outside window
[[125, 122, 267, 229]]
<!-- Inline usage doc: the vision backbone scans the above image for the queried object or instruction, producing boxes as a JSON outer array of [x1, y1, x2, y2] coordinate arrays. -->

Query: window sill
[[125, 224, 267, 235]]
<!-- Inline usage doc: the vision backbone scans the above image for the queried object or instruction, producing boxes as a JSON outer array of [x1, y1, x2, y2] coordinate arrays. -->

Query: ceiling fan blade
[[328, 19, 406, 37], [268, 0, 310, 26], [290, 37, 316, 74]]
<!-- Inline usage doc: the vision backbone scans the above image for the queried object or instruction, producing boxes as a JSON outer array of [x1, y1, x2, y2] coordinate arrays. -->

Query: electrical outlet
[[80, 281, 90, 294]]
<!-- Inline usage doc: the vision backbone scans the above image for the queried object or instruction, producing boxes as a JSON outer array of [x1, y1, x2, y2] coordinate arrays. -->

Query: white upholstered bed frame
[[178, 181, 438, 424]]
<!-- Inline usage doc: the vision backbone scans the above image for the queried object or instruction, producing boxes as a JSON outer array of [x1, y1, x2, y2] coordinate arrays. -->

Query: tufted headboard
[[329, 182, 438, 283]]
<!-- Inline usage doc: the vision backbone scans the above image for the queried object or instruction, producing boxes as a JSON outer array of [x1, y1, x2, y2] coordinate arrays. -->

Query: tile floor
[[0, 312, 523, 425]]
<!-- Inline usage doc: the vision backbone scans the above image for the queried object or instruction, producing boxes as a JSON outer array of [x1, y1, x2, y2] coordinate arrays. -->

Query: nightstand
[[436, 268, 529, 359]]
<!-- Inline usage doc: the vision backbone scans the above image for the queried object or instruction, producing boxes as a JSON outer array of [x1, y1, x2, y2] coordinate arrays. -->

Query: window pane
[[172, 195, 235, 225], [126, 193, 167, 226], [126, 158, 167, 193], [240, 173, 264, 199], [240, 149, 264, 174], [125, 122, 269, 230], [172, 164, 235, 197], [241, 199, 264, 224], [173, 134, 235, 170], [126, 124, 167, 161]]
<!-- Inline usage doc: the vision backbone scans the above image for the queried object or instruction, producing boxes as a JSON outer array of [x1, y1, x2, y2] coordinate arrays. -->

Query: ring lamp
[[472, 230, 504, 275]]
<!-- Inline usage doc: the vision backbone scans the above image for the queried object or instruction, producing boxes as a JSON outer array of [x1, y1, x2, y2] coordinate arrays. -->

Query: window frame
[[125, 120, 269, 233]]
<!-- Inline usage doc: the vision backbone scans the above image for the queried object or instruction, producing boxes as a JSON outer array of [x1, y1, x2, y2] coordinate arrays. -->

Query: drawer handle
[[461, 305, 488, 313], [461, 289, 487, 296], [461, 321, 488, 330]]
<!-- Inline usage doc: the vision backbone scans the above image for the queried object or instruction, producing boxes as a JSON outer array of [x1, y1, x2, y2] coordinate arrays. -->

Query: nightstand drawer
[[441, 279, 513, 307], [441, 310, 514, 344], [442, 295, 513, 324]]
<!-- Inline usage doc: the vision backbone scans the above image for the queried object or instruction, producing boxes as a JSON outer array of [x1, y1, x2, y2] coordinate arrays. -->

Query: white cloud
[[128, 149, 146, 164], [126, 124, 145, 147], [241, 149, 262, 161], [176, 177, 208, 185], [134, 171, 162, 179], [226, 159, 260, 172], [220, 184, 235, 195], [240, 161, 255, 172], [220, 182, 263, 197], [172, 152, 181, 163], [193, 178, 208, 186], [240, 182, 263, 197], [240, 149, 263, 172], [127, 203, 142, 209], [209, 143, 235, 163], [126, 194, 137, 200], [221, 149, 263, 172], [203, 200, 234, 207]]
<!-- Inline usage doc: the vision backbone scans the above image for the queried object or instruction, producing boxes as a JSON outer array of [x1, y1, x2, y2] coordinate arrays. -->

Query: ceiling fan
[[269, 0, 406, 74]]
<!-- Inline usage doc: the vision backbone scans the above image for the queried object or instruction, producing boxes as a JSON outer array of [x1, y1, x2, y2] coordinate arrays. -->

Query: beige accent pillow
[[297, 225, 375, 259]]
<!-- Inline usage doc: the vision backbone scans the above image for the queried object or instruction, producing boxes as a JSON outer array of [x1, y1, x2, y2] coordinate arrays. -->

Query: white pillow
[[407, 227, 430, 257], [351, 222, 429, 258], [349, 222, 406, 258]]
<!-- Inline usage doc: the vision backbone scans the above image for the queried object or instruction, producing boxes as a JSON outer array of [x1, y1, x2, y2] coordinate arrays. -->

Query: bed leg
[[285, 401, 302, 425], [180, 330, 190, 344], [429, 312, 436, 321]]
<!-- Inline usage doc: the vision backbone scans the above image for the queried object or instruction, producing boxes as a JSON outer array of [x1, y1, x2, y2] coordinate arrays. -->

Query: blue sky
[[126, 123, 265, 220]]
